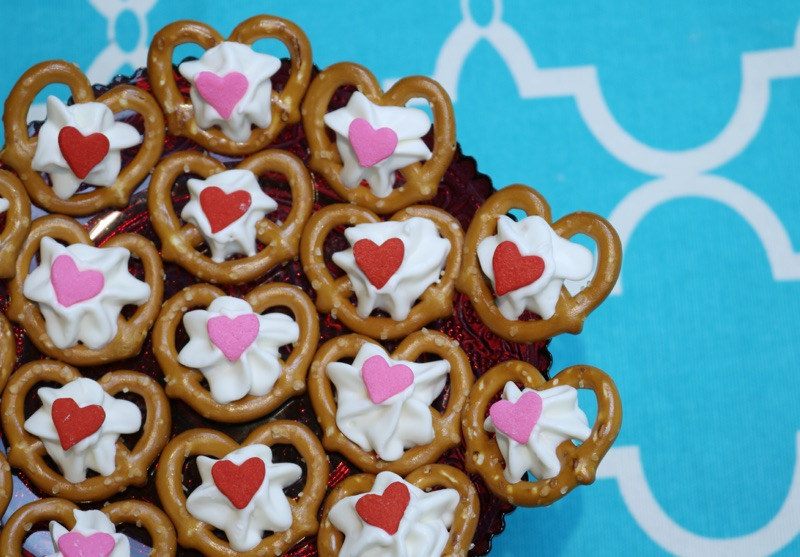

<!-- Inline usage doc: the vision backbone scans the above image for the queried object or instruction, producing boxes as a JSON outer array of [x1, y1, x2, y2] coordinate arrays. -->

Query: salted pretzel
[[0, 169, 31, 278], [0, 312, 15, 395], [148, 15, 312, 155], [0, 452, 10, 520], [6, 214, 163, 365], [462, 360, 621, 506], [1, 361, 171, 502], [309, 330, 473, 475], [156, 422, 328, 557], [153, 282, 319, 422], [303, 62, 456, 214], [0, 60, 164, 216], [0, 498, 177, 556], [148, 149, 313, 284], [301, 203, 463, 339], [457, 184, 621, 342], [317, 464, 478, 557]]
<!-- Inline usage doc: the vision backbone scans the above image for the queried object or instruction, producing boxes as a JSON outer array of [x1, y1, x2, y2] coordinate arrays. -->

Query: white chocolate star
[[180, 169, 278, 262], [23, 237, 151, 350], [326, 343, 449, 460], [484, 381, 592, 482], [24, 378, 141, 483], [31, 96, 140, 199], [186, 444, 301, 552], [332, 217, 449, 320], [329, 471, 458, 557], [324, 92, 432, 197], [477, 215, 593, 320], [177, 296, 299, 404], [179, 42, 281, 142]]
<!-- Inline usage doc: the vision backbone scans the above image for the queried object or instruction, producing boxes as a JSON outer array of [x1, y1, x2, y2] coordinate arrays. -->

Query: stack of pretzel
[[0, 15, 623, 557]]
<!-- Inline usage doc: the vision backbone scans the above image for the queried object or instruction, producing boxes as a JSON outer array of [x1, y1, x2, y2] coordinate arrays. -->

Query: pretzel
[[156, 422, 328, 557], [0, 60, 164, 216], [6, 214, 163, 365], [1, 361, 171, 502], [153, 282, 319, 422], [303, 62, 456, 214], [148, 15, 312, 155], [0, 312, 15, 395], [457, 184, 621, 342], [301, 204, 464, 339], [462, 360, 621, 506], [0, 169, 31, 278], [148, 149, 313, 284], [0, 452, 10, 520], [309, 330, 473, 475], [0, 498, 177, 556], [317, 464, 479, 557]]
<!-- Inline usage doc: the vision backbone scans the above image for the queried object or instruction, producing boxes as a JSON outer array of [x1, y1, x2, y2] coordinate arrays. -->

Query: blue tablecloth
[[2, 1, 800, 555]]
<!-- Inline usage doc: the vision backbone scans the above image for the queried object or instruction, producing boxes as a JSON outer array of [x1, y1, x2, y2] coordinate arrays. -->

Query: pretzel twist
[[156, 422, 328, 557], [303, 61, 456, 214], [0, 498, 177, 556], [148, 15, 312, 155], [317, 464, 479, 557], [0, 60, 164, 216], [153, 282, 319, 422], [309, 330, 473, 475], [301, 204, 464, 339], [6, 214, 163, 365], [1, 361, 171, 502], [0, 170, 31, 278], [148, 149, 314, 283], [457, 184, 622, 342], [462, 360, 622, 506], [0, 312, 15, 395]]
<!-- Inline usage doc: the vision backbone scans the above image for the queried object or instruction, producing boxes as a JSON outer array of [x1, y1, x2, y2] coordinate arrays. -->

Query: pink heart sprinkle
[[195, 71, 249, 119], [58, 532, 116, 557], [50, 255, 104, 307], [361, 355, 414, 404], [347, 118, 398, 167], [489, 391, 543, 445], [207, 313, 260, 362]]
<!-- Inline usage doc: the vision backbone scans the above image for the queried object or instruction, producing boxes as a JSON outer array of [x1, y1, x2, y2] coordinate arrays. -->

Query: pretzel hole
[[249, 39, 289, 69], [323, 224, 350, 280], [26, 83, 72, 131], [0, 204, 6, 233], [506, 208, 527, 222], [269, 441, 306, 500], [19, 523, 56, 555], [113, 389, 146, 453], [254, 168, 293, 241]]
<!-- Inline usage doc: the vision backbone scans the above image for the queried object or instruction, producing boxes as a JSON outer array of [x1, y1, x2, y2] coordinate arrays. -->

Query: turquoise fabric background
[[2, 1, 800, 555]]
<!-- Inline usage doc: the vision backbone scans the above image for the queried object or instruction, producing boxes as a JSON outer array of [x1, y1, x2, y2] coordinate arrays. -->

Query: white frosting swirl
[[180, 169, 278, 262], [186, 444, 301, 552], [22, 237, 151, 350], [31, 96, 141, 199], [329, 471, 458, 557], [177, 296, 300, 404], [477, 215, 594, 320], [179, 42, 281, 142], [24, 377, 142, 483], [484, 381, 592, 482], [46, 509, 129, 557], [324, 91, 432, 197], [326, 343, 449, 461], [331, 217, 450, 320]]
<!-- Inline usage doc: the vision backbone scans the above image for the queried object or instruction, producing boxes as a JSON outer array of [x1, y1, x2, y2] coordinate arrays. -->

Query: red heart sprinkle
[[492, 240, 545, 296], [211, 457, 266, 509], [51, 398, 106, 451], [353, 238, 404, 289], [355, 481, 410, 535], [199, 187, 252, 233], [57, 126, 110, 180]]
